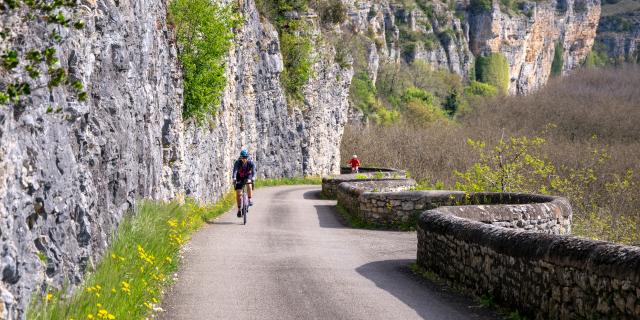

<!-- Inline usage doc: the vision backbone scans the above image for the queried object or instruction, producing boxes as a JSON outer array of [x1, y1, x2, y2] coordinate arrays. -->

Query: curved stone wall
[[322, 167, 640, 319], [321, 167, 406, 199]]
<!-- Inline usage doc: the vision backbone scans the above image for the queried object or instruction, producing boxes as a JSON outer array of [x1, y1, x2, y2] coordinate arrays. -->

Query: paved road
[[161, 185, 500, 320]]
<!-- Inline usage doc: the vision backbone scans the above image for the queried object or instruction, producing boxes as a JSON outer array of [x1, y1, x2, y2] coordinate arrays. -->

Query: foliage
[[583, 48, 610, 68], [28, 194, 236, 319], [350, 72, 380, 119], [464, 81, 498, 98], [550, 42, 564, 77], [255, 0, 313, 105], [169, 0, 239, 122], [319, 0, 347, 25], [475, 53, 510, 94], [280, 31, 313, 103], [454, 135, 554, 193], [470, 0, 493, 13], [0, 0, 87, 105]]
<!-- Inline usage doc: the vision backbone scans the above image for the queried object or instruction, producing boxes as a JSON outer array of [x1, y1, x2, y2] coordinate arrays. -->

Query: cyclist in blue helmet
[[232, 149, 256, 217]]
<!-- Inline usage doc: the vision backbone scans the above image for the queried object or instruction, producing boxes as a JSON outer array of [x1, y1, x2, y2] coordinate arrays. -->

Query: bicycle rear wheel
[[242, 189, 248, 225]]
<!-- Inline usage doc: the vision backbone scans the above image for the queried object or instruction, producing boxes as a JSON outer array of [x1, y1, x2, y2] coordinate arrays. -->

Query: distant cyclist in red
[[348, 155, 360, 173]]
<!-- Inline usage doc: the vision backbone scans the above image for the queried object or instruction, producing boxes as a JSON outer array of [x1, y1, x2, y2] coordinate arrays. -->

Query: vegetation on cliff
[[0, 1, 87, 104], [342, 64, 640, 245], [169, 0, 240, 122], [475, 53, 510, 94], [255, 0, 318, 105]]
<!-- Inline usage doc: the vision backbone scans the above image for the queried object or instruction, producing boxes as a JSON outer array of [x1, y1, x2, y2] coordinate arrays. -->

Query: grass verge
[[254, 176, 322, 188], [27, 194, 235, 320]]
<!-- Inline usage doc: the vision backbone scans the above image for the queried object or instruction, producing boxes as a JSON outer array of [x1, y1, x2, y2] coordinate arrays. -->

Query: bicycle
[[240, 180, 252, 225]]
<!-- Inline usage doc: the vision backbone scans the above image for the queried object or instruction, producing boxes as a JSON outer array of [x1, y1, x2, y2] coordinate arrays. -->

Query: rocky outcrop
[[595, 9, 640, 63], [0, 0, 350, 317], [342, 0, 600, 94]]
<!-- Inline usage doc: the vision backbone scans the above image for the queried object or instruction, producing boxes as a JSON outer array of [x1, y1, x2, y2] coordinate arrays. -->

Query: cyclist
[[348, 154, 360, 173], [232, 149, 256, 218]]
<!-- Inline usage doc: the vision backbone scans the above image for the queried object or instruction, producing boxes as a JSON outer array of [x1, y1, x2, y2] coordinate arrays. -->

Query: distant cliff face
[[343, 0, 601, 94], [595, 8, 640, 63], [0, 0, 350, 317]]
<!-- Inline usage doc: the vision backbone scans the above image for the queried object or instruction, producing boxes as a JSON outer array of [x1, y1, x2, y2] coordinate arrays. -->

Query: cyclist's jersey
[[348, 158, 360, 168], [232, 158, 256, 180]]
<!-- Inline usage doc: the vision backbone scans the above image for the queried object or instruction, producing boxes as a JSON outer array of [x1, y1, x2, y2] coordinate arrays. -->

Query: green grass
[[254, 176, 322, 188], [27, 194, 236, 320]]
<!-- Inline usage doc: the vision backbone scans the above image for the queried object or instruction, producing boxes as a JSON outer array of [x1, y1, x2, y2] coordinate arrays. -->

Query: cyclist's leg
[[234, 180, 243, 216], [247, 181, 253, 205]]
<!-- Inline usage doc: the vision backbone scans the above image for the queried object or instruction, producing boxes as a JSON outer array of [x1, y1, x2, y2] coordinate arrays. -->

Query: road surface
[[161, 185, 500, 320]]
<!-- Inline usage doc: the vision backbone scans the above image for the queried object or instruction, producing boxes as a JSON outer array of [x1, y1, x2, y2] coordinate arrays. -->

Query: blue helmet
[[240, 149, 249, 158]]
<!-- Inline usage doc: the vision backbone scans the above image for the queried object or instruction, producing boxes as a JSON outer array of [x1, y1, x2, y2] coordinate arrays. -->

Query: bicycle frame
[[241, 183, 249, 225]]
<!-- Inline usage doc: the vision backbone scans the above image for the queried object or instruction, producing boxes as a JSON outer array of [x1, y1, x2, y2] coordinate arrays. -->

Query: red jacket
[[348, 158, 360, 168]]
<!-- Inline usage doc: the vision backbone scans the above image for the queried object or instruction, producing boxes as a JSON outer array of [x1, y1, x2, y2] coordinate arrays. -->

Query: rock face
[[0, 0, 350, 317], [342, 0, 600, 94], [595, 9, 640, 63]]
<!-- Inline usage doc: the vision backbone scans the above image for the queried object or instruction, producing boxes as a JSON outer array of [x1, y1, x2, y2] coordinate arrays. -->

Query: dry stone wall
[[323, 167, 640, 318], [418, 213, 640, 319]]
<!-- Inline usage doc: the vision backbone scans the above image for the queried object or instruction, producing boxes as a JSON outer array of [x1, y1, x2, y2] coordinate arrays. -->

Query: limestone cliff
[[342, 0, 600, 94], [595, 8, 640, 63], [0, 0, 350, 318]]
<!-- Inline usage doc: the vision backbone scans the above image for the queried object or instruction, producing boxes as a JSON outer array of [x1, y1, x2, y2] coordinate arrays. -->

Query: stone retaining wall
[[334, 178, 572, 233], [321, 167, 406, 199], [418, 212, 640, 319], [323, 167, 640, 318]]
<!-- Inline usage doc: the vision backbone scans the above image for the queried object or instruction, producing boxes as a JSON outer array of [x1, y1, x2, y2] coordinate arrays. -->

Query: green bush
[[475, 53, 509, 94], [438, 28, 457, 46], [470, 0, 493, 13], [551, 42, 564, 77], [464, 80, 498, 97], [280, 31, 313, 103], [255, 0, 312, 106], [320, 0, 347, 25], [169, 0, 239, 122], [402, 87, 437, 105], [350, 72, 379, 117]]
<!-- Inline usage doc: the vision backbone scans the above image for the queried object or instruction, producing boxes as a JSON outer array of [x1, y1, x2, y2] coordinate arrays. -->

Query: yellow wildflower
[[46, 293, 53, 301], [87, 315, 94, 320]]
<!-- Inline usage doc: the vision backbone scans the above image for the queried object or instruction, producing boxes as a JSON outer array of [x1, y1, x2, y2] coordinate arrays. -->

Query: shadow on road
[[356, 259, 500, 320], [302, 190, 323, 200], [314, 205, 347, 229]]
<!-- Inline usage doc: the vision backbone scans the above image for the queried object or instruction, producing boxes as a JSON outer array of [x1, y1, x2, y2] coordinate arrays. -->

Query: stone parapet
[[417, 212, 640, 319]]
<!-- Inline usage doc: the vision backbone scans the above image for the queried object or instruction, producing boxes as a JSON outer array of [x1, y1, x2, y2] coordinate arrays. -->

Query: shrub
[[475, 53, 509, 94], [350, 72, 379, 118], [464, 80, 498, 97], [551, 42, 564, 77], [320, 0, 347, 25], [255, 0, 312, 105], [169, 0, 239, 122], [470, 0, 493, 13], [280, 31, 313, 103]]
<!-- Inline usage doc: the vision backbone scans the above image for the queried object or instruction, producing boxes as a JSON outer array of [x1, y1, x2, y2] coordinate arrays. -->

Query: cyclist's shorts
[[234, 178, 251, 190]]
